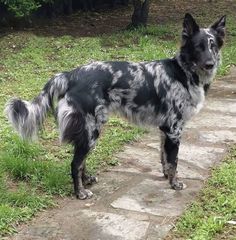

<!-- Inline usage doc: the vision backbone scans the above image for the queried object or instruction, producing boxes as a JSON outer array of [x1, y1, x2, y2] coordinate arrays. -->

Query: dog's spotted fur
[[5, 14, 226, 199]]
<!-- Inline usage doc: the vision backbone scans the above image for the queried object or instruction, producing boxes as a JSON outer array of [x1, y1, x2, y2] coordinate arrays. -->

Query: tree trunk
[[129, 0, 150, 29], [81, 0, 94, 11], [63, 0, 73, 15]]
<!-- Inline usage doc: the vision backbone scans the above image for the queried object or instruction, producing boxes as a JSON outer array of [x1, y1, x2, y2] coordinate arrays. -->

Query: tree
[[129, 0, 150, 29]]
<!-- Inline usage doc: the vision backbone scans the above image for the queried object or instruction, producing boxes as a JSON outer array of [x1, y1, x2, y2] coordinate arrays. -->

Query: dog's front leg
[[160, 132, 168, 178], [71, 146, 93, 199], [162, 133, 183, 190]]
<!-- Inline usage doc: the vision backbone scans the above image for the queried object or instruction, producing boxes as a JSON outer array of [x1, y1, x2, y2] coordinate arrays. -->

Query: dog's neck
[[175, 53, 220, 95]]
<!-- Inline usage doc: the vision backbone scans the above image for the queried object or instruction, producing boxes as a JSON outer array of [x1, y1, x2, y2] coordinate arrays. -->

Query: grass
[[1, 118, 143, 197], [0, 172, 54, 235], [167, 147, 236, 240], [0, 2, 236, 237]]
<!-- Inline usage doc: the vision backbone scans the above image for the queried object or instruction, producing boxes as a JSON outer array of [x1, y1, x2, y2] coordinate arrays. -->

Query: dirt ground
[[1, 0, 235, 37]]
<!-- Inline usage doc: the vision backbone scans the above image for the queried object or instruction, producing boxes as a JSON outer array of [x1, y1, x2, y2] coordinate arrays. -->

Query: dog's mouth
[[192, 62, 215, 73], [200, 66, 215, 73], [201, 63, 215, 72]]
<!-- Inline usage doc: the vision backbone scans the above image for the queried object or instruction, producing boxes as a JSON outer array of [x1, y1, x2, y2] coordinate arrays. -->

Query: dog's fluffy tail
[[5, 73, 69, 140]]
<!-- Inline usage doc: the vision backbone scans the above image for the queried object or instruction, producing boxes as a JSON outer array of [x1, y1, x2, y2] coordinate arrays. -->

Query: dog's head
[[180, 13, 226, 74]]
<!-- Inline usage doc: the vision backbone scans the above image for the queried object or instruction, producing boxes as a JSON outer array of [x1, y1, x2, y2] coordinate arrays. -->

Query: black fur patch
[[12, 99, 28, 120]]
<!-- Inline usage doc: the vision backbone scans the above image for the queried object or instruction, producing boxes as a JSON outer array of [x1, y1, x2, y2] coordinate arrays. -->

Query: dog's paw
[[171, 181, 184, 190], [76, 189, 93, 200], [83, 175, 98, 185], [163, 172, 168, 179]]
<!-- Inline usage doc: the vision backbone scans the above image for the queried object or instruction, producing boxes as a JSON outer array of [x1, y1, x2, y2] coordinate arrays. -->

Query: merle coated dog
[[5, 13, 226, 199]]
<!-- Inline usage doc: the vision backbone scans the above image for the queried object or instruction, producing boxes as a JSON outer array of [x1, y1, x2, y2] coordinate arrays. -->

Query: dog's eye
[[209, 39, 216, 49]]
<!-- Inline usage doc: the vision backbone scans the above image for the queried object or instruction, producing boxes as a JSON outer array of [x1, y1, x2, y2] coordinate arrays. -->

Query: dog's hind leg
[[160, 128, 183, 190], [81, 104, 107, 187], [71, 145, 94, 199]]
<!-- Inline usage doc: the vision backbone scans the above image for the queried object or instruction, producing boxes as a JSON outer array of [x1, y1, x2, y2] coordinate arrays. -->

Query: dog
[[5, 13, 226, 199]]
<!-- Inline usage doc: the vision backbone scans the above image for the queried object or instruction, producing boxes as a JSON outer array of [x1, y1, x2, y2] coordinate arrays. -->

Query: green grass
[[169, 147, 236, 240], [0, 3, 236, 237], [0, 173, 54, 235], [0, 118, 143, 196]]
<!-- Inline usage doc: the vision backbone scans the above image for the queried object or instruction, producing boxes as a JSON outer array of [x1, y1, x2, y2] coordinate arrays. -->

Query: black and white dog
[[5, 14, 226, 199]]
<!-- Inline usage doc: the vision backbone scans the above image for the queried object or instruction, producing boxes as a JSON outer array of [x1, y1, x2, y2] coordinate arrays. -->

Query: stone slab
[[186, 111, 236, 129], [80, 210, 150, 240], [113, 145, 163, 176], [179, 144, 225, 169], [199, 130, 236, 144], [111, 179, 203, 217], [204, 99, 236, 114], [177, 161, 206, 180], [13, 210, 150, 240], [113, 142, 222, 180], [91, 171, 133, 201], [146, 223, 173, 240], [212, 82, 236, 90]]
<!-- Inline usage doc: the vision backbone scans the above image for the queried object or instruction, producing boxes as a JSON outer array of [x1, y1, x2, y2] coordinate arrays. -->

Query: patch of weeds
[[0, 204, 32, 236], [0, 118, 143, 196], [0, 177, 53, 237], [214, 224, 236, 240], [107, 158, 119, 166], [140, 25, 178, 40], [0, 136, 71, 195]]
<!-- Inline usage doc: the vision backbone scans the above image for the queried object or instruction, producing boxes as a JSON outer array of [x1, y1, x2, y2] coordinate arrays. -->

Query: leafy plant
[[1, 0, 43, 18]]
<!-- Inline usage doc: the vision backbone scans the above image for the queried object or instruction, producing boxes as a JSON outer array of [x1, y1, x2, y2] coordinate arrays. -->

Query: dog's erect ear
[[210, 15, 226, 38], [182, 13, 199, 39]]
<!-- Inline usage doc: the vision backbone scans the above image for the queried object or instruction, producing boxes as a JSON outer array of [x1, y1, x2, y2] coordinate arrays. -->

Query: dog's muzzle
[[203, 61, 215, 71]]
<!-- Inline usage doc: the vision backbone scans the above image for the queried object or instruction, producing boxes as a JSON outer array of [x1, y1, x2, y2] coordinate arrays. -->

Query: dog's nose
[[204, 61, 215, 70]]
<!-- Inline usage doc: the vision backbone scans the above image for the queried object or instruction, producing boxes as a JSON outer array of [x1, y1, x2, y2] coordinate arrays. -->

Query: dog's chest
[[191, 86, 205, 115]]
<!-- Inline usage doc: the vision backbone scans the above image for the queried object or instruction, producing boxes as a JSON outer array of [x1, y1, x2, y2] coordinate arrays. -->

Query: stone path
[[7, 68, 236, 240]]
